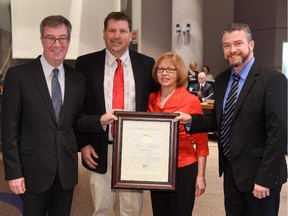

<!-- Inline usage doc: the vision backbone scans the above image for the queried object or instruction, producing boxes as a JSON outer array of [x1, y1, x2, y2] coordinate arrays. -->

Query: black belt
[[108, 140, 113, 144]]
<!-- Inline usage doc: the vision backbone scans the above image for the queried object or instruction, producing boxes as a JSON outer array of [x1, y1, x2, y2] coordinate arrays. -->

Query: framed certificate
[[112, 111, 179, 191]]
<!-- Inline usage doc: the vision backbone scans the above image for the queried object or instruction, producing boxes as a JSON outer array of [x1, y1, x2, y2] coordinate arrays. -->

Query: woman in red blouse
[[148, 51, 209, 216]]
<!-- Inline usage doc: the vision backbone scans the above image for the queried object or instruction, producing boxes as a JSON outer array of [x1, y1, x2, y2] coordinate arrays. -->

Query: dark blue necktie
[[51, 68, 62, 122], [219, 73, 240, 160], [200, 85, 204, 92]]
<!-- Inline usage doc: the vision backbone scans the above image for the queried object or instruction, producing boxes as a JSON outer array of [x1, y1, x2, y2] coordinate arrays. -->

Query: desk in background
[[200, 102, 218, 141], [201, 102, 214, 110]]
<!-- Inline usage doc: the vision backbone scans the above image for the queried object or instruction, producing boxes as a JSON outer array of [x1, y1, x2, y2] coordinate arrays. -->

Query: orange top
[[148, 87, 209, 167]]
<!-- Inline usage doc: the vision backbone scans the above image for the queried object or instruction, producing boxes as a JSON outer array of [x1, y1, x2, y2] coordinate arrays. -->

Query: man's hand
[[100, 109, 118, 126], [173, 112, 192, 124], [81, 145, 98, 169], [252, 183, 270, 199], [8, 177, 26, 194]]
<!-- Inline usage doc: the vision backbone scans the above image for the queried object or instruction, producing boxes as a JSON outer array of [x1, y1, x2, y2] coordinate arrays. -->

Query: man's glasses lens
[[44, 36, 69, 44]]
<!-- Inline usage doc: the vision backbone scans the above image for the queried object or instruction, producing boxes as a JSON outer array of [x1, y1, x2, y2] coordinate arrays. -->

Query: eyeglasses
[[43, 35, 70, 44], [156, 67, 177, 73]]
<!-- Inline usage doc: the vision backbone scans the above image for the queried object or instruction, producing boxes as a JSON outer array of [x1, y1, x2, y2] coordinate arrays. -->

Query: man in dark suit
[[1, 15, 115, 216], [194, 72, 214, 101], [175, 23, 287, 216], [75, 12, 157, 215]]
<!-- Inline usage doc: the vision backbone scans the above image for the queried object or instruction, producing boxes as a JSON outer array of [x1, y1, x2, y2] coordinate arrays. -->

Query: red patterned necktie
[[111, 59, 124, 137]]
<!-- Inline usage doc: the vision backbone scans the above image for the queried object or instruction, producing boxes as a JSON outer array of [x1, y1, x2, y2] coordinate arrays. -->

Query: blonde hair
[[189, 61, 197, 69], [152, 51, 187, 88]]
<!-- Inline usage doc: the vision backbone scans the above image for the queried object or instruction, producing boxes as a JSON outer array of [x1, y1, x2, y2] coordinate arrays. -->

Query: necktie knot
[[116, 58, 122, 66], [53, 68, 59, 77]]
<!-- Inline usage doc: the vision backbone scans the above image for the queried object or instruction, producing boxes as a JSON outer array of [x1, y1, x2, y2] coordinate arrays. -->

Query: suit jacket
[[189, 61, 287, 192], [194, 82, 214, 98], [75, 49, 157, 174], [1, 56, 86, 193]]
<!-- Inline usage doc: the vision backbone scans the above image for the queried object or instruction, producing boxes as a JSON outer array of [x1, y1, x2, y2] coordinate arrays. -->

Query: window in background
[[282, 42, 288, 78]]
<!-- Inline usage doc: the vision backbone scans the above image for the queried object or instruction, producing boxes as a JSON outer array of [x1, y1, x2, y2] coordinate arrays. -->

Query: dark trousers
[[223, 159, 282, 216], [20, 172, 74, 216], [151, 162, 198, 216]]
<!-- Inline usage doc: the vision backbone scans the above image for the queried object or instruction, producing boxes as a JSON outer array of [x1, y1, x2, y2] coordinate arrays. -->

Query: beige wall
[[202, 0, 234, 76], [0, 0, 287, 76], [140, 0, 235, 75], [141, 0, 172, 60]]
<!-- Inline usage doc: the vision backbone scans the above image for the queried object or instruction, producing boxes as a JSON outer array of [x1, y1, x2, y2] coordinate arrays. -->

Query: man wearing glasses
[[1, 15, 114, 215]]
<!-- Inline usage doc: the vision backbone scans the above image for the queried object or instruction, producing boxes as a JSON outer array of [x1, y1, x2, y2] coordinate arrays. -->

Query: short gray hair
[[222, 23, 252, 42], [40, 15, 72, 38]]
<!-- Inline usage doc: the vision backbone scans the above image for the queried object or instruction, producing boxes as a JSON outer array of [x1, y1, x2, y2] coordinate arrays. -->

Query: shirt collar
[[40, 55, 64, 79], [231, 57, 255, 81], [105, 49, 129, 66]]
